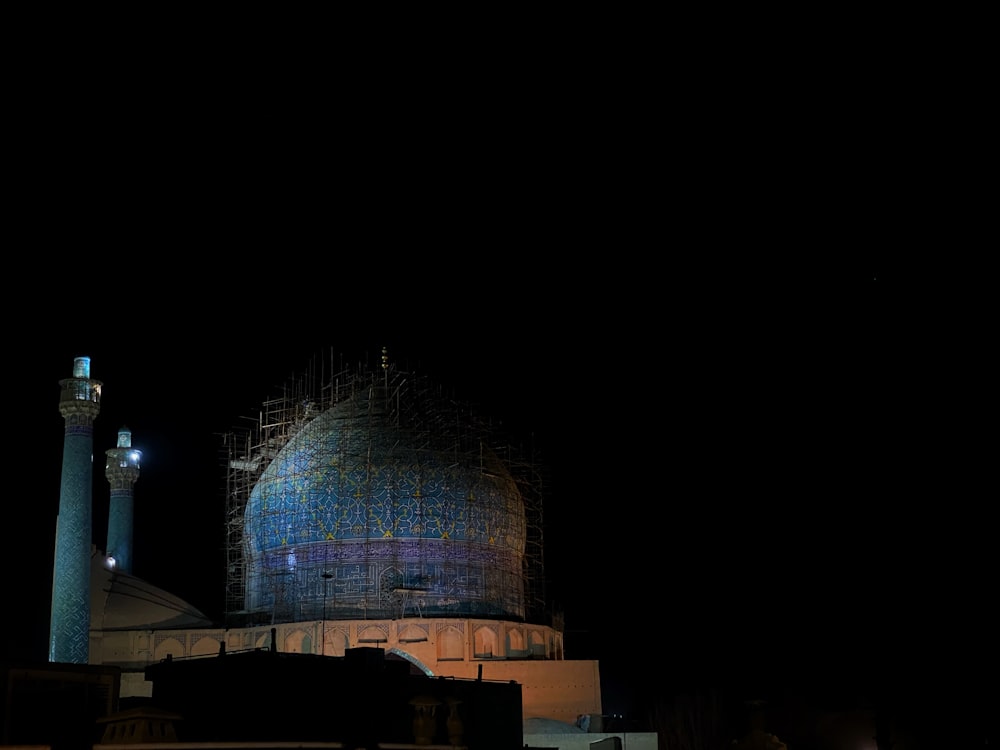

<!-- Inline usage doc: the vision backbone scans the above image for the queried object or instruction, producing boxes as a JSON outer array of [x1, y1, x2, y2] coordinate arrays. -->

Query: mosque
[[44, 352, 653, 747]]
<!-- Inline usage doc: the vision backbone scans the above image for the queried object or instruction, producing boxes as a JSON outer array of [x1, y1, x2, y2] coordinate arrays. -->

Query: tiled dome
[[243, 382, 527, 622]]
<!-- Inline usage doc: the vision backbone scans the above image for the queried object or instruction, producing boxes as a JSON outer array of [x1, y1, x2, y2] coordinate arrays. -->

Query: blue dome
[[243, 384, 527, 622]]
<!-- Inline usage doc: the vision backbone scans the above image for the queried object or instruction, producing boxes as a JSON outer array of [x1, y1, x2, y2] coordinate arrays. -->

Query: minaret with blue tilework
[[49, 356, 102, 663], [105, 426, 141, 575]]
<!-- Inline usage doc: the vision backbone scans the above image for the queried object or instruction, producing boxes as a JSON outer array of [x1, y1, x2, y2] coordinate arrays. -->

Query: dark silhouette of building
[[139, 644, 522, 748]]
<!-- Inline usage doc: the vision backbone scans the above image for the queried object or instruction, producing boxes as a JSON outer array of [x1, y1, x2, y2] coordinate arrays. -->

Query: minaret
[[50, 356, 102, 664], [105, 426, 141, 575]]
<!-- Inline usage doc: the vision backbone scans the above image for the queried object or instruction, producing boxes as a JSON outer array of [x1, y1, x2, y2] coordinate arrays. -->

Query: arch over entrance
[[387, 647, 434, 676]]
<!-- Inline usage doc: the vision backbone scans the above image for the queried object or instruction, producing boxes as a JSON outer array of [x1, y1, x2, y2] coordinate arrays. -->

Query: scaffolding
[[220, 349, 550, 630]]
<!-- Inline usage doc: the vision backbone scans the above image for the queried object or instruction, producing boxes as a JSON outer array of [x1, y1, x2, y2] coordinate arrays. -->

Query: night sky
[[1, 63, 990, 736], [1, 280, 884, 663], [2, 267, 993, 743], [3, 15, 993, 744]]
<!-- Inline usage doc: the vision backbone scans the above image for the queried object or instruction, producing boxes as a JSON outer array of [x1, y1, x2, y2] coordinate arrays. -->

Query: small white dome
[[91, 548, 214, 631]]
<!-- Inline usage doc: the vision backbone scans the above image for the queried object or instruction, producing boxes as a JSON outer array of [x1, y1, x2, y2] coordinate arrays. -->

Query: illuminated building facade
[[50, 352, 652, 745]]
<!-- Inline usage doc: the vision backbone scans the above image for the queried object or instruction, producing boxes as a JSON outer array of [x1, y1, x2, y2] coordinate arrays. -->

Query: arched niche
[[436, 626, 464, 661], [324, 627, 349, 657], [505, 627, 527, 657], [474, 625, 499, 658], [153, 636, 185, 662], [191, 636, 220, 657], [283, 628, 311, 653]]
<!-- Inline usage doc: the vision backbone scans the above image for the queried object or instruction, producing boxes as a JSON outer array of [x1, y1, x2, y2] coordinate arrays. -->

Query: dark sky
[[3, 15, 993, 742], [1, 42, 985, 729], [3, 249, 993, 740], [2, 275, 909, 712]]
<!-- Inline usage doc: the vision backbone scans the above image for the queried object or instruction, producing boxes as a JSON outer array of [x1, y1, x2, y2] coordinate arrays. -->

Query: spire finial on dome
[[381, 346, 389, 370]]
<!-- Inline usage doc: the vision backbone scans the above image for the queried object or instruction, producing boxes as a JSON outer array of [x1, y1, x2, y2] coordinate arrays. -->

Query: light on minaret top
[[73, 356, 90, 379], [109, 426, 142, 472], [59, 356, 102, 414]]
